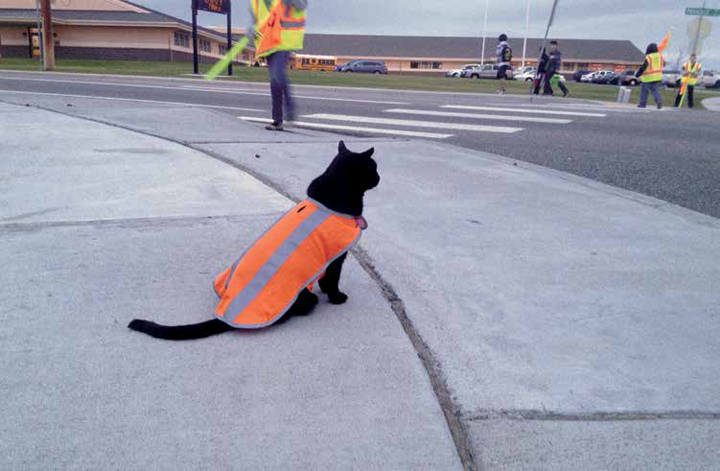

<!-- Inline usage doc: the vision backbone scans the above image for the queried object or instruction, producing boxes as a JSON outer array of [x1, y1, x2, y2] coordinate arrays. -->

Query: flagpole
[[680, 0, 707, 107], [530, 0, 559, 98], [480, 0, 488, 65], [522, 0, 530, 68]]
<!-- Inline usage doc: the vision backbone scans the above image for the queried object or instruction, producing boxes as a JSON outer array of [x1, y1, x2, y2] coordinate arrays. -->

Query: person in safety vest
[[247, 0, 307, 131], [634, 43, 664, 109], [674, 53, 702, 108]]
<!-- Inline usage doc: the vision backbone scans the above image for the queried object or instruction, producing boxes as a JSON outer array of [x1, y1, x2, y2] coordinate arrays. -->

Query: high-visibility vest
[[640, 53, 663, 83], [214, 199, 362, 328], [681, 61, 701, 86], [251, 0, 306, 59]]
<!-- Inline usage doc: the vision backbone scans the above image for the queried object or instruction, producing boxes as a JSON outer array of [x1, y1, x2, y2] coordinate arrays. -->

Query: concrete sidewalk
[[2, 94, 720, 470], [703, 97, 720, 111], [0, 103, 459, 470]]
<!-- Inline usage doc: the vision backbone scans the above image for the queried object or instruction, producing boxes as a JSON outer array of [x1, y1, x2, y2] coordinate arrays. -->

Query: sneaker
[[657, 104, 662, 110], [496, 90, 506, 95], [563, 91, 569, 98], [265, 122, 284, 131]]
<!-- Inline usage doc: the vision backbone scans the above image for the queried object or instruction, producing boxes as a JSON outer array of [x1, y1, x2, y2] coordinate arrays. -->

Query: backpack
[[502, 45, 513, 63]]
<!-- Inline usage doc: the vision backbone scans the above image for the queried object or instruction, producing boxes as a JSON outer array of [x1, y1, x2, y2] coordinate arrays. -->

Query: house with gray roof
[[0, 0, 248, 63]]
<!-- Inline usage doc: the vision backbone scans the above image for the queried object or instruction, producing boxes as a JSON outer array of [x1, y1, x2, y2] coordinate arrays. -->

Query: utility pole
[[480, 0, 488, 65], [40, 0, 55, 70], [522, 0, 531, 68]]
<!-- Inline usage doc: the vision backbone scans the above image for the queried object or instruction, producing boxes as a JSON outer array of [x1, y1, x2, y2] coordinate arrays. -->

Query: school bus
[[291, 54, 337, 72]]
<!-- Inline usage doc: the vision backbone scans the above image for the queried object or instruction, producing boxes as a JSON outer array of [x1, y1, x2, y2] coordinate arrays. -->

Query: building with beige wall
[[300, 34, 645, 75], [0, 0, 250, 63]]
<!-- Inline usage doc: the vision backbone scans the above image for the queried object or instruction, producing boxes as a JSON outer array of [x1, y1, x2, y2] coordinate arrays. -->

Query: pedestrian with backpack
[[496, 34, 513, 94]]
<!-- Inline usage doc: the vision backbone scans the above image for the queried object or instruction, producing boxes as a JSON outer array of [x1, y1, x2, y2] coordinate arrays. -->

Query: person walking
[[542, 40, 567, 97], [247, 0, 307, 131], [532, 47, 548, 95], [635, 43, 664, 109], [495, 34, 513, 94], [674, 53, 701, 108]]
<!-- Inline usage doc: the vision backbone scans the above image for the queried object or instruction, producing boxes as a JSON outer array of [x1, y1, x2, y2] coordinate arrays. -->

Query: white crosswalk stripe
[[440, 104, 606, 117], [385, 108, 573, 124], [238, 116, 454, 139], [301, 113, 523, 134]]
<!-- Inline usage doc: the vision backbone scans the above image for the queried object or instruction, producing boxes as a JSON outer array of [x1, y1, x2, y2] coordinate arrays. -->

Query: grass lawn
[[0, 57, 714, 109]]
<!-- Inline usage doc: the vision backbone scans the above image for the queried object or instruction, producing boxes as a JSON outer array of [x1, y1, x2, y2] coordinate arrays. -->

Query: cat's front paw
[[327, 291, 348, 304]]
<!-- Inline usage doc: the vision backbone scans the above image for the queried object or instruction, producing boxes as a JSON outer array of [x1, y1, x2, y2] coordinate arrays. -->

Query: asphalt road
[[1, 70, 718, 218]]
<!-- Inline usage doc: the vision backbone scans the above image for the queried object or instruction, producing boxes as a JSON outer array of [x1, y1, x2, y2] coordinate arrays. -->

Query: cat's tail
[[127, 318, 234, 340]]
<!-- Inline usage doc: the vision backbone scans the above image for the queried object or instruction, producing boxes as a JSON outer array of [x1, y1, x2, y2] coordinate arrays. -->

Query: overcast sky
[[143, 0, 720, 68]]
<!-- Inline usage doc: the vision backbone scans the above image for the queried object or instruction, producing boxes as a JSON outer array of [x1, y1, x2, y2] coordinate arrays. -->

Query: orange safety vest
[[640, 52, 664, 83], [214, 199, 362, 328], [681, 61, 701, 86], [252, 0, 306, 59]]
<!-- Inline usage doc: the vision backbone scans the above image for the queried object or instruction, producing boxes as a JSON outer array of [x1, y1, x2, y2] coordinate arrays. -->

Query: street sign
[[197, 0, 230, 14], [685, 7, 720, 16]]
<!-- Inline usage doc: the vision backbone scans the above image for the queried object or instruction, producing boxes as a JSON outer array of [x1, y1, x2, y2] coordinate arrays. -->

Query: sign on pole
[[192, 0, 233, 76], [685, 7, 720, 16], [198, 0, 230, 14]]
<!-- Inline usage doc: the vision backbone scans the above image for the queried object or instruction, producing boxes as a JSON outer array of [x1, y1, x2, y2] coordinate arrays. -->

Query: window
[[174, 31, 190, 48], [410, 61, 435, 69], [219, 44, 227, 55], [200, 39, 212, 53]]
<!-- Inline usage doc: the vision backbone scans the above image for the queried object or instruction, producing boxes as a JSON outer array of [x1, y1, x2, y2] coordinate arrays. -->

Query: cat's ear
[[338, 140, 348, 154], [361, 147, 375, 158]]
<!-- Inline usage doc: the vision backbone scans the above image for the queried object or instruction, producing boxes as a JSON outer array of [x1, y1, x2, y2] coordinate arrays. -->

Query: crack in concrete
[[3, 99, 477, 471], [0, 214, 280, 233], [465, 409, 720, 422]]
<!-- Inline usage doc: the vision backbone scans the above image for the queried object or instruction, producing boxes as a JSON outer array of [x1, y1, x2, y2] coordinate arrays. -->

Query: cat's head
[[307, 141, 380, 216]]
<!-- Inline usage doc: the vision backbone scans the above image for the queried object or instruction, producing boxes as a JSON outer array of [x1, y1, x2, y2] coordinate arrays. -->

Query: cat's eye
[[297, 206, 306, 213]]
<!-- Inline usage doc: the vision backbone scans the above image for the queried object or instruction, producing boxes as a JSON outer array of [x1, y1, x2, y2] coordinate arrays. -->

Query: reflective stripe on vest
[[252, 0, 306, 59], [681, 61, 701, 86], [214, 199, 361, 328], [641, 53, 663, 83]]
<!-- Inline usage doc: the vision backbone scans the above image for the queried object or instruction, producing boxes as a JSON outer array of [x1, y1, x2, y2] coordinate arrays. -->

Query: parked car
[[580, 72, 598, 82], [462, 64, 499, 79], [613, 70, 639, 86], [446, 63, 481, 77], [662, 67, 720, 88], [337, 60, 388, 74], [702, 70, 720, 88], [514, 66, 537, 81], [573, 69, 591, 82], [597, 72, 620, 85], [590, 71, 615, 83], [661, 69, 681, 87]]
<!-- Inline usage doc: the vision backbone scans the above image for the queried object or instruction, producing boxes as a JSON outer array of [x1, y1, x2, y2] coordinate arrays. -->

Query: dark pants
[[542, 74, 554, 95], [638, 82, 662, 108], [266, 50, 294, 124], [674, 85, 694, 108], [541, 73, 567, 96]]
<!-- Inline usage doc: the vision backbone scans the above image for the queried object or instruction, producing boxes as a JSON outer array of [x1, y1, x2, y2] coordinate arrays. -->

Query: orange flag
[[658, 31, 671, 52]]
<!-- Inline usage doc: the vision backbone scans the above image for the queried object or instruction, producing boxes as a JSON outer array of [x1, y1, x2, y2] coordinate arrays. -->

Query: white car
[[662, 68, 720, 88], [580, 72, 597, 82], [514, 66, 537, 81], [446, 63, 480, 77], [581, 70, 613, 83]]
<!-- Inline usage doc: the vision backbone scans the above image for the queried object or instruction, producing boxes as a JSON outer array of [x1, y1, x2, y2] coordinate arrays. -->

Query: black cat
[[128, 141, 380, 340]]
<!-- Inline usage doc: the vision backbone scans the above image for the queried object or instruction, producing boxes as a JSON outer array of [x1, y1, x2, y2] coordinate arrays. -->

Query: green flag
[[204, 36, 250, 81]]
